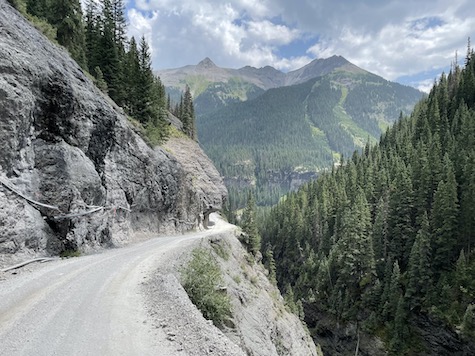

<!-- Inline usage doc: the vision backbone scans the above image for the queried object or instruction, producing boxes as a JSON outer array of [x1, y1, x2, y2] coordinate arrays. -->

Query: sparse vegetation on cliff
[[182, 248, 232, 326]]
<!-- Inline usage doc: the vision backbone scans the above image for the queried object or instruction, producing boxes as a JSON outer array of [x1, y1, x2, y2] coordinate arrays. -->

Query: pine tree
[[146, 75, 170, 142], [389, 295, 409, 354], [284, 283, 298, 314], [25, 0, 91, 70], [462, 304, 475, 338], [241, 192, 261, 256], [182, 85, 196, 139], [387, 160, 414, 267], [382, 261, 401, 321], [84, 0, 101, 73], [332, 188, 375, 319], [26, 0, 51, 19], [412, 142, 431, 218], [460, 153, 475, 254], [111, 0, 127, 104], [431, 154, 459, 272], [405, 211, 432, 310], [428, 132, 444, 204], [373, 192, 389, 278], [48, 0, 88, 69], [134, 35, 155, 124], [264, 244, 277, 285], [111, 0, 127, 46], [123, 36, 141, 117], [98, 0, 120, 101], [454, 250, 472, 308], [93, 66, 108, 93]]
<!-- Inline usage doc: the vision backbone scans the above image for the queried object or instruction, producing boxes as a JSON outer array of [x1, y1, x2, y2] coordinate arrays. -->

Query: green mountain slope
[[198, 69, 423, 208], [261, 53, 475, 355], [194, 77, 265, 116]]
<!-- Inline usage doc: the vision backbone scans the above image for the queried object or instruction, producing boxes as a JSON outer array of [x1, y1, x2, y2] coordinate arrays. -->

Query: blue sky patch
[[275, 34, 319, 58], [410, 16, 445, 31], [396, 66, 449, 90]]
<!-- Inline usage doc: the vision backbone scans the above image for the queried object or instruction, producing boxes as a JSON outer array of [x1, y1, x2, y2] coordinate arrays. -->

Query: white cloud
[[303, 1, 472, 89], [416, 78, 438, 93], [125, 0, 305, 70], [273, 56, 313, 71], [235, 0, 271, 18], [118, 0, 475, 89], [246, 20, 300, 45]]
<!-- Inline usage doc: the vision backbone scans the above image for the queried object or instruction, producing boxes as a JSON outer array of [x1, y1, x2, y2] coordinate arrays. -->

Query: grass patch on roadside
[[60, 249, 81, 258], [181, 248, 232, 326]]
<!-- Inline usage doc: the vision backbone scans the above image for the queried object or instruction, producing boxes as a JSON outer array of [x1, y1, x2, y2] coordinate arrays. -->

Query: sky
[[110, 0, 473, 92]]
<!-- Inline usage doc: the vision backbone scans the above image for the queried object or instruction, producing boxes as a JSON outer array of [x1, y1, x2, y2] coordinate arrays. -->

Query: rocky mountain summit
[[158, 55, 364, 93], [0, 0, 226, 258]]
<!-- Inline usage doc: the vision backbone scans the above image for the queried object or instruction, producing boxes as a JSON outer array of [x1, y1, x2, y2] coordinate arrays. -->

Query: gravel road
[[0, 214, 237, 356]]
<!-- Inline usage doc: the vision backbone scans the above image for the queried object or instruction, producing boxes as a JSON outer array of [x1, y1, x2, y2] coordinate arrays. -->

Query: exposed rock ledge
[[0, 0, 226, 259]]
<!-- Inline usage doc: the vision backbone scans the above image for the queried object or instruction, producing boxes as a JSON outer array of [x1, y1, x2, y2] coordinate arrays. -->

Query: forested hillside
[[194, 77, 265, 117], [261, 50, 475, 354], [199, 70, 422, 210]]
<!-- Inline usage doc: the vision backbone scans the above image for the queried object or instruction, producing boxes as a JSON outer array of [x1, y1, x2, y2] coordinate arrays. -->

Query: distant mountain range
[[158, 55, 371, 116], [158, 56, 424, 209], [158, 55, 361, 91]]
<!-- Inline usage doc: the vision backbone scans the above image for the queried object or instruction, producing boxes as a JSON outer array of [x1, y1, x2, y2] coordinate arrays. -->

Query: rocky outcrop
[[412, 313, 475, 355], [304, 303, 475, 355], [0, 0, 226, 257], [224, 169, 318, 195], [304, 303, 387, 356], [162, 136, 228, 228]]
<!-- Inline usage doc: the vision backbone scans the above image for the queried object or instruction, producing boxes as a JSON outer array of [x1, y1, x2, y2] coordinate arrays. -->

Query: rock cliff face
[[0, 0, 226, 257], [162, 136, 228, 228]]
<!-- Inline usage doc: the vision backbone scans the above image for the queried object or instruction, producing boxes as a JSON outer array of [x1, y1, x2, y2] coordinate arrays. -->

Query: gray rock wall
[[0, 0, 226, 256]]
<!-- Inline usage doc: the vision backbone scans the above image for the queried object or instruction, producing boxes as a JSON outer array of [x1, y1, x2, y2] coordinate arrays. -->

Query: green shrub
[[7, 0, 58, 43], [144, 122, 169, 146], [211, 239, 230, 261], [182, 248, 232, 326], [28, 15, 57, 42], [60, 249, 81, 258]]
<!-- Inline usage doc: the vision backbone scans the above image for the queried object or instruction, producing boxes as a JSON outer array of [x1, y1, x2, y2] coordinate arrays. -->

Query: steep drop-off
[[144, 218, 321, 356], [0, 0, 226, 258]]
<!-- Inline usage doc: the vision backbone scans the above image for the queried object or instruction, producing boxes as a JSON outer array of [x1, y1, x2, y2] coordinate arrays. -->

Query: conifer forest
[[261, 49, 475, 353]]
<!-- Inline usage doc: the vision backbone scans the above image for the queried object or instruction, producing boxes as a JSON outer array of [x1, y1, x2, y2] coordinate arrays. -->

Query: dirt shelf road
[[0, 215, 233, 356]]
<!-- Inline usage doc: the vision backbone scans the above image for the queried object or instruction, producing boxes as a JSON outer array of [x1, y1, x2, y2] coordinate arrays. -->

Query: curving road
[[0, 215, 232, 356]]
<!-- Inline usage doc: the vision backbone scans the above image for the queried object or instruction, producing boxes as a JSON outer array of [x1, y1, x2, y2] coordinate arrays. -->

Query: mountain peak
[[284, 55, 364, 86], [306, 55, 350, 69], [197, 57, 216, 69]]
